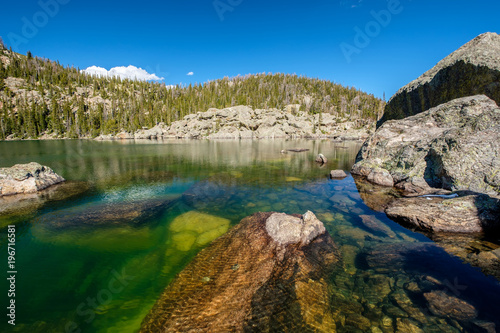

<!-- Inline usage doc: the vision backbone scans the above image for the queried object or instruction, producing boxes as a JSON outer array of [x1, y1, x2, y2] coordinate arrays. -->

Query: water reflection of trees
[[0, 140, 362, 187]]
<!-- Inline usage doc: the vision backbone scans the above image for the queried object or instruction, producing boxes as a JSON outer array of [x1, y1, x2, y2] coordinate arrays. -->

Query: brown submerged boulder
[[0, 162, 65, 196], [140, 211, 341, 333]]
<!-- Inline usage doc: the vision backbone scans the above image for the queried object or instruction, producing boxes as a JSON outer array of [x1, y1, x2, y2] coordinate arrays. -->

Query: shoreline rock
[[0, 162, 65, 197], [140, 211, 341, 332], [379, 32, 500, 127]]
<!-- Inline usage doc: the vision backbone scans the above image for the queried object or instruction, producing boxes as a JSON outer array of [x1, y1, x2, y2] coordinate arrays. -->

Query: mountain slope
[[0, 43, 384, 140]]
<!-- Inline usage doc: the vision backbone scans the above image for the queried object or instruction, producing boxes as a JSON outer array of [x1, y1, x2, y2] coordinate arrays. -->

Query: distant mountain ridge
[[0, 42, 383, 140]]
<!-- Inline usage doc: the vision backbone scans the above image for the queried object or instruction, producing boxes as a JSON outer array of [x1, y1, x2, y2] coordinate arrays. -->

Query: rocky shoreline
[[140, 211, 341, 332], [352, 32, 500, 236], [2, 105, 374, 142]]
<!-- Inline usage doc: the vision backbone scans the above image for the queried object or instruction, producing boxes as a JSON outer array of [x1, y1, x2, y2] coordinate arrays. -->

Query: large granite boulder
[[352, 95, 500, 197], [140, 211, 341, 332], [0, 162, 65, 196], [378, 32, 500, 127]]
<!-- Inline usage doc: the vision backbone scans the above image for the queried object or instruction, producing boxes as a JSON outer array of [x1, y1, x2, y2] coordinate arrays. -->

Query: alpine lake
[[0, 139, 499, 333]]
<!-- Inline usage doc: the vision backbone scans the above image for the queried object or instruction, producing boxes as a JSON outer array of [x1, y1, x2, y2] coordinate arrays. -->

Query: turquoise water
[[0, 139, 499, 332]]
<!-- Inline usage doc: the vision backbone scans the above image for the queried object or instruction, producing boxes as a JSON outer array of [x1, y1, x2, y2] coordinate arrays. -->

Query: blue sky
[[1, 0, 499, 99]]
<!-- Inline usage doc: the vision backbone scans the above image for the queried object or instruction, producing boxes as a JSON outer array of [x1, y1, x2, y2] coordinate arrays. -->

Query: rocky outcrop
[[330, 169, 347, 179], [379, 32, 500, 126], [385, 192, 500, 233], [159, 105, 372, 140], [140, 211, 341, 332], [0, 162, 65, 196], [0, 181, 89, 216], [352, 95, 500, 197], [134, 124, 166, 140]]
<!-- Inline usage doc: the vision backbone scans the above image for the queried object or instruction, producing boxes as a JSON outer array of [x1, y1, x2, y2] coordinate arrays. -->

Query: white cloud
[[81, 65, 164, 81], [187, 72, 194, 76]]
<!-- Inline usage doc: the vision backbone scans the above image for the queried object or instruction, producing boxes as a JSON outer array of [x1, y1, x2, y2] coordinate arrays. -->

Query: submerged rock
[[428, 233, 500, 281], [0, 162, 65, 196], [424, 290, 478, 320], [379, 32, 500, 126], [353, 176, 401, 212], [36, 197, 173, 229], [359, 214, 396, 238], [0, 181, 89, 216], [140, 211, 341, 332]]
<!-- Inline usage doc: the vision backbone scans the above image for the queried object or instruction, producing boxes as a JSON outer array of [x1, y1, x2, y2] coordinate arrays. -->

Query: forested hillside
[[0, 42, 384, 139]]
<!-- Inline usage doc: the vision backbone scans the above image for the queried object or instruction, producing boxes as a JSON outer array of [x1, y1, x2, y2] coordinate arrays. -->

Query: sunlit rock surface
[[385, 192, 500, 233], [140, 211, 341, 332]]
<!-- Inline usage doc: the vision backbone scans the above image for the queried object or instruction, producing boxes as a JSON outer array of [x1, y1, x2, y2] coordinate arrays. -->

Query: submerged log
[[140, 211, 341, 332]]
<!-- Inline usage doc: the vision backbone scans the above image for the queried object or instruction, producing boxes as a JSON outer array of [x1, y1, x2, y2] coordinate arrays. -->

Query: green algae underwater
[[0, 139, 499, 332]]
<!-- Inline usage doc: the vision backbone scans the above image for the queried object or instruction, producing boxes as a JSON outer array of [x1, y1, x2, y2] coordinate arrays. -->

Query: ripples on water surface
[[0, 139, 499, 332]]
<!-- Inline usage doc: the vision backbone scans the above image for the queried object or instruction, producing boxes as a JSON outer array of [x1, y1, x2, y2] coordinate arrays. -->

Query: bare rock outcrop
[[0, 162, 65, 196], [164, 105, 372, 140], [140, 211, 341, 332], [352, 95, 500, 197], [378, 32, 500, 126], [385, 192, 500, 233]]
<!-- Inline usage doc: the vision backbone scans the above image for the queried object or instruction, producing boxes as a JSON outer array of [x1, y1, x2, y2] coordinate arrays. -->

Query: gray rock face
[[379, 32, 500, 126], [352, 95, 500, 197], [265, 211, 326, 246], [0, 162, 65, 196]]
